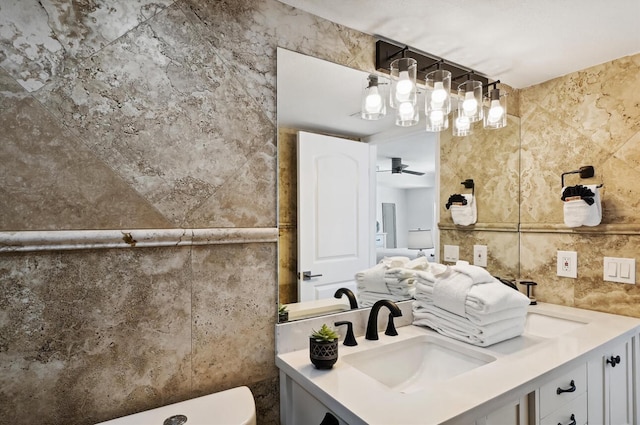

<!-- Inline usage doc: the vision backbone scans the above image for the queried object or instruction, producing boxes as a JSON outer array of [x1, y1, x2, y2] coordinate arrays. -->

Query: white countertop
[[276, 303, 640, 425]]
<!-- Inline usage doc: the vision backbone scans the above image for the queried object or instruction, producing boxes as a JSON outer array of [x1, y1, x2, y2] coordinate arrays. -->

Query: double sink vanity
[[276, 302, 640, 424]]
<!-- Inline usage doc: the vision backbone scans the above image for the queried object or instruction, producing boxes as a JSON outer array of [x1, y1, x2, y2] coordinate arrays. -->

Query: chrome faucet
[[334, 287, 358, 309], [365, 299, 403, 340]]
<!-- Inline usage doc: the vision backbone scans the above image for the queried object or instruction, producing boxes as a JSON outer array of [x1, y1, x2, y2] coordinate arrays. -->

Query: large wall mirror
[[277, 47, 438, 321], [277, 47, 520, 322]]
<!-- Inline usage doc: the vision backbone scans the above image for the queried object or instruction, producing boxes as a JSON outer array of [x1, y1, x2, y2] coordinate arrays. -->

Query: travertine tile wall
[[0, 1, 373, 424], [439, 94, 522, 281], [519, 54, 640, 317]]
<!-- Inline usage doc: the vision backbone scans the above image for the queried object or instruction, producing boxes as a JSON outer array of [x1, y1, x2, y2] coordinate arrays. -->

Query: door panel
[[298, 131, 372, 302]]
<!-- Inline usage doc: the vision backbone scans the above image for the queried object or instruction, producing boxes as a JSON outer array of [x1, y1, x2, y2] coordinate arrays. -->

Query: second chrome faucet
[[365, 299, 402, 340]]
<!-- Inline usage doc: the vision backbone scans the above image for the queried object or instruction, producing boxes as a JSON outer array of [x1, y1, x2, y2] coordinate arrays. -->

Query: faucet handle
[[385, 313, 398, 336], [334, 321, 358, 346]]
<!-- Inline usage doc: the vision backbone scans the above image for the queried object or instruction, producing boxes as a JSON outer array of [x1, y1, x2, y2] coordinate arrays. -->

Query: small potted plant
[[278, 304, 288, 322], [309, 324, 340, 369]]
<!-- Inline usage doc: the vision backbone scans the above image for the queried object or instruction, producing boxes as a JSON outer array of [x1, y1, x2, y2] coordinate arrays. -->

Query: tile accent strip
[[0, 228, 278, 252], [520, 223, 640, 235]]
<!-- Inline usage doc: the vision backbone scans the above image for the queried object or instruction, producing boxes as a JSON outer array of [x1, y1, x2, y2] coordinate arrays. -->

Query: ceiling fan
[[378, 157, 425, 176]]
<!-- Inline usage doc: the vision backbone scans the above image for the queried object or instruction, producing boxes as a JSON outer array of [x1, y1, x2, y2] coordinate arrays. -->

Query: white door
[[297, 131, 373, 302]]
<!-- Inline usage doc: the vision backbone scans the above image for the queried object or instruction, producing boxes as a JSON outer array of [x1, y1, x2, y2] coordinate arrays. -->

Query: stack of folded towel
[[356, 256, 429, 307], [412, 261, 530, 347]]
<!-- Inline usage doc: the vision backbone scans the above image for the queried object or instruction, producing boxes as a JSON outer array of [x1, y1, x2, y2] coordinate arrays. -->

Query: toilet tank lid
[[96, 386, 256, 425]]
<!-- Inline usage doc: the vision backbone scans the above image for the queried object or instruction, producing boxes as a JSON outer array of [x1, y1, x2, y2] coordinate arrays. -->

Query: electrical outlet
[[473, 245, 488, 267], [557, 250, 577, 278], [443, 245, 459, 263]]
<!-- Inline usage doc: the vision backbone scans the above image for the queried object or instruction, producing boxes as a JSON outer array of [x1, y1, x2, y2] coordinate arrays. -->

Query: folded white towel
[[432, 268, 476, 316], [413, 301, 528, 326], [412, 305, 526, 338], [379, 256, 411, 268], [413, 314, 525, 347], [450, 193, 477, 226], [430, 264, 494, 317], [562, 184, 602, 227], [415, 278, 530, 315], [358, 290, 414, 307], [404, 256, 430, 270], [451, 263, 494, 284], [583, 184, 602, 226], [356, 263, 389, 294], [385, 268, 415, 280]]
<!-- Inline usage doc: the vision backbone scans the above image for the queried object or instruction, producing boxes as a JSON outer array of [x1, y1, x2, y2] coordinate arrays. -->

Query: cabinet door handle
[[606, 355, 621, 367], [556, 380, 576, 394], [557, 413, 576, 425]]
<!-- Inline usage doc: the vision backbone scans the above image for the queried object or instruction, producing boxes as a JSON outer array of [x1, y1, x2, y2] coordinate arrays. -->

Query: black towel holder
[[561, 165, 603, 189]]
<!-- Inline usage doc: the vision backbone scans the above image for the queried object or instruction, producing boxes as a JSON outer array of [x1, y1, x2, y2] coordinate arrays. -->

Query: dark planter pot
[[309, 338, 338, 369], [279, 311, 288, 322]]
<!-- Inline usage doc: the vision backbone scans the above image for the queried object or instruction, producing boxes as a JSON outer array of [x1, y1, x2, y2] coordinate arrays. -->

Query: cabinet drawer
[[540, 392, 587, 425], [539, 364, 586, 418]]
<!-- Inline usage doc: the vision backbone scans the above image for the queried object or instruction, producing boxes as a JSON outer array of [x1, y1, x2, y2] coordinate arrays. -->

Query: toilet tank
[[96, 386, 257, 425]]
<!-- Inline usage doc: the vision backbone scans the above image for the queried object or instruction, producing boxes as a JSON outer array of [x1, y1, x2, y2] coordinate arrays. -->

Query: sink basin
[[524, 313, 587, 338], [342, 335, 496, 393]]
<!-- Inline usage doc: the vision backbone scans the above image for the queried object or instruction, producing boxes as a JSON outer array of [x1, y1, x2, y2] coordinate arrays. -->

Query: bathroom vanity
[[276, 303, 640, 425]]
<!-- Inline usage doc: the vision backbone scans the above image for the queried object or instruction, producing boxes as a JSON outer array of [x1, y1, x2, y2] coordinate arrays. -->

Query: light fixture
[[372, 39, 507, 134], [361, 74, 387, 120], [407, 228, 433, 257], [483, 81, 507, 129]]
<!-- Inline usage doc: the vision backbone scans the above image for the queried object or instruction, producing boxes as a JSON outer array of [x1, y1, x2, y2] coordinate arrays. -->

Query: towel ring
[[461, 179, 474, 197]]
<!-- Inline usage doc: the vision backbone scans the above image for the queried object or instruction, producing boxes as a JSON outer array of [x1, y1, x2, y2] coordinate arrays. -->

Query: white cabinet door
[[587, 338, 633, 425], [476, 396, 528, 425]]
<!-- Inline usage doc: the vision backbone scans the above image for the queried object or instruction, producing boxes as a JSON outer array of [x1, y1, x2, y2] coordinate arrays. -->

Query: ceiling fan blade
[[402, 170, 425, 176]]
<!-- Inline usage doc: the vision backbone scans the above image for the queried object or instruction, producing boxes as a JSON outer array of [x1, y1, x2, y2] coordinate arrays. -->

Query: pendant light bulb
[[487, 99, 504, 123], [395, 70, 413, 102], [456, 115, 471, 131], [430, 110, 444, 126], [431, 81, 447, 109], [483, 86, 507, 129], [361, 74, 387, 120], [399, 102, 415, 120], [365, 87, 382, 113], [462, 91, 478, 117]]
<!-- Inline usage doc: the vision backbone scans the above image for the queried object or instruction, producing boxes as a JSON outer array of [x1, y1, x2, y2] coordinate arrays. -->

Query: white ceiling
[[277, 0, 640, 89]]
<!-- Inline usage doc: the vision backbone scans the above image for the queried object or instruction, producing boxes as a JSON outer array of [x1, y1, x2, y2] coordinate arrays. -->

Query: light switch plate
[[473, 245, 488, 267], [557, 250, 577, 278], [443, 245, 459, 263], [603, 257, 636, 284]]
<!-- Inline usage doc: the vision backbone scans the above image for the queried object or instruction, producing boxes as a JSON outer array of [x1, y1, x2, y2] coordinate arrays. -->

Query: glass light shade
[[361, 74, 387, 120], [457, 80, 483, 123], [483, 88, 508, 129], [389, 57, 417, 108], [408, 229, 433, 250], [425, 69, 451, 115], [452, 113, 472, 137], [395, 100, 419, 126], [425, 108, 448, 132]]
